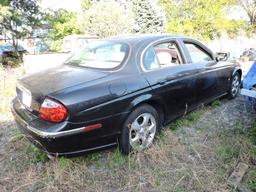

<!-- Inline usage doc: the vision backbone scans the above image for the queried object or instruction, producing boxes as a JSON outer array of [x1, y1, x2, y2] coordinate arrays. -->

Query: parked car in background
[[240, 48, 256, 62], [12, 34, 241, 156], [34, 40, 50, 53], [62, 34, 99, 53]]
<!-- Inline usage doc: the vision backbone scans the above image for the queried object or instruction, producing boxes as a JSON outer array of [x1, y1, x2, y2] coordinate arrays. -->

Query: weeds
[[246, 169, 256, 191], [108, 149, 128, 168], [1, 67, 256, 192], [10, 129, 24, 142], [248, 120, 256, 145], [26, 144, 48, 163], [87, 152, 102, 162], [58, 157, 73, 169], [211, 100, 222, 107], [216, 143, 240, 163], [170, 110, 204, 130]]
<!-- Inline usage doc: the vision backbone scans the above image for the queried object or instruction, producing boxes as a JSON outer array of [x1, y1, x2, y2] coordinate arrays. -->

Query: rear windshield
[[65, 41, 129, 70]]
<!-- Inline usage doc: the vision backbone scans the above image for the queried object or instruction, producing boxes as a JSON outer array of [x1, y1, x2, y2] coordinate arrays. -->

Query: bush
[[2, 52, 23, 67]]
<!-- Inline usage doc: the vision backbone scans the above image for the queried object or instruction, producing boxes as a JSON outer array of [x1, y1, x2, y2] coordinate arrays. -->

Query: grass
[[26, 144, 48, 163], [246, 169, 256, 191], [1, 67, 256, 192], [9, 129, 24, 143], [216, 143, 240, 163], [211, 99, 222, 107], [169, 110, 204, 130], [57, 157, 73, 169], [248, 120, 256, 145], [108, 149, 128, 169], [216, 120, 256, 164]]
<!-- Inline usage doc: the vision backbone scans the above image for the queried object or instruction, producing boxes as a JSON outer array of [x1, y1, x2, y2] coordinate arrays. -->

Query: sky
[[40, 0, 82, 12]]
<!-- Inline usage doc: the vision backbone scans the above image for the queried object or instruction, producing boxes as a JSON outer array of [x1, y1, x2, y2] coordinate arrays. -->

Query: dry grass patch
[[1, 67, 256, 192]]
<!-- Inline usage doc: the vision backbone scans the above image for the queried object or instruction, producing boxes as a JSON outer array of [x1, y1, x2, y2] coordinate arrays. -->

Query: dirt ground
[[0, 67, 256, 192]]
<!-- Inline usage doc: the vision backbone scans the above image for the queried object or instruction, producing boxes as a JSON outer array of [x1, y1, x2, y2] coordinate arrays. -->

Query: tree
[[46, 9, 80, 51], [131, 0, 167, 33], [0, 0, 43, 51], [239, 0, 256, 25], [160, 0, 240, 40], [82, 0, 91, 11], [80, 0, 134, 37]]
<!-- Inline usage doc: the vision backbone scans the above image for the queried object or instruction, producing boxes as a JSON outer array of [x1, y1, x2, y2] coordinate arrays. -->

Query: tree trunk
[[12, 36, 20, 58]]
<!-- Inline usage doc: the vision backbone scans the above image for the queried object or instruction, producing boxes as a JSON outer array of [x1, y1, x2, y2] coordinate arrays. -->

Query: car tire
[[228, 72, 241, 99], [119, 104, 160, 155]]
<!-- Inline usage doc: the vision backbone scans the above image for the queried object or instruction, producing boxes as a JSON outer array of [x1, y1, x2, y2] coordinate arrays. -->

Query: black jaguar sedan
[[12, 34, 241, 156]]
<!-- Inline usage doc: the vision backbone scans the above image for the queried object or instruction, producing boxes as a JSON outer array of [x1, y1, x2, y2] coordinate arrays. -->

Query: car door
[[181, 40, 230, 105], [141, 39, 201, 122]]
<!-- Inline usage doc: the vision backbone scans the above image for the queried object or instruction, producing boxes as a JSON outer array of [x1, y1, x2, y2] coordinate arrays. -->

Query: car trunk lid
[[16, 65, 109, 114]]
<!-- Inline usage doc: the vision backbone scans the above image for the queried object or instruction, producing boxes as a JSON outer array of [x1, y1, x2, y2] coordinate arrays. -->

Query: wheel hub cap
[[129, 113, 156, 151], [231, 75, 239, 96]]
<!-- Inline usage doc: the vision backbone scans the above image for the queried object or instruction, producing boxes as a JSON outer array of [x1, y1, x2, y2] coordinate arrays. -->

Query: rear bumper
[[11, 103, 85, 139], [11, 99, 118, 156]]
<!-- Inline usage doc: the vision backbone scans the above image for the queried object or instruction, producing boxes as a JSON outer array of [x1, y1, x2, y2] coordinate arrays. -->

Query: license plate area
[[22, 90, 32, 108], [17, 84, 32, 109]]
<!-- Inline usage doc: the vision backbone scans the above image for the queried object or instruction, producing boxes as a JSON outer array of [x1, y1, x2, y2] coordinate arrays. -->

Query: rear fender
[[125, 94, 166, 124]]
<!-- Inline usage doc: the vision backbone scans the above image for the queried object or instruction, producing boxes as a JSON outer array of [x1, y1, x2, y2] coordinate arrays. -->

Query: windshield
[[65, 41, 129, 70]]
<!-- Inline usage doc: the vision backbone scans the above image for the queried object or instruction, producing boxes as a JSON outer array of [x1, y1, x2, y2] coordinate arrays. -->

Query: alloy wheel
[[129, 113, 156, 151], [231, 74, 240, 97]]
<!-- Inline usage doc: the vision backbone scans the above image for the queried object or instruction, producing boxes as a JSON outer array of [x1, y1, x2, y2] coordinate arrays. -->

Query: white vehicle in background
[[24, 35, 99, 74], [62, 35, 99, 53]]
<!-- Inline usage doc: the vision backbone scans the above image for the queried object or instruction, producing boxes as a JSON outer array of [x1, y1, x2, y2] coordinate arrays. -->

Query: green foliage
[[247, 169, 256, 191], [87, 152, 102, 162], [0, 0, 43, 48], [80, 0, 133, 37], [247, 121, 256, 145], [10, 129, 24, 143], [108, 149, 128, 168], [82, 0, 91, 11], [0, 0, 8, 6], [0, 4, 10, 23], [130, 0, 167, 33], [170, 111, 203, 130], [26, 145, 48, 163], [215, 120, 256, 165], [46, 9, 80, 51], [2, 52, 23, 67], [216, 143, 240, 163], [186, 111, 202, 122], [211, 100, 222, 107], [160, 0, 241, 40], [58, 157, 73, 169]]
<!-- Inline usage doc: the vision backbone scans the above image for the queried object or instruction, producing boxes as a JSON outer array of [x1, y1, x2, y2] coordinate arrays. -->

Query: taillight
[[39, 97, 68, 123]]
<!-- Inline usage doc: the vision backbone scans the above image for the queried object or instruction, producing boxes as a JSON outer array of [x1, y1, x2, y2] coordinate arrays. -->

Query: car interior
[[143, 42, 182, 70]]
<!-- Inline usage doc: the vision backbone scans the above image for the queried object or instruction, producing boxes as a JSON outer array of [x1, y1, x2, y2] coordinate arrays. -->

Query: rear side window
[[143, 42, 183, 71], [185, 43, 213, 63]]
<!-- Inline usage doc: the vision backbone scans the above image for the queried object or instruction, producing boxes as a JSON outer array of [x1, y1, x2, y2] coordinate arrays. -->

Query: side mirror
[[216, 52, 230, 61]]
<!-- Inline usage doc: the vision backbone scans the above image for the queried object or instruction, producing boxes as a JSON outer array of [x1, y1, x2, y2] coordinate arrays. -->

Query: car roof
[[107, 34, 187, 45]]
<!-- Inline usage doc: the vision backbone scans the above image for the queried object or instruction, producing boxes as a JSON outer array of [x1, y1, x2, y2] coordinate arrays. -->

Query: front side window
[[143, 42, 182, 71], [65, 41, 129, 70], [185, 43, 213, 63], [143, 48, 160, 70]]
